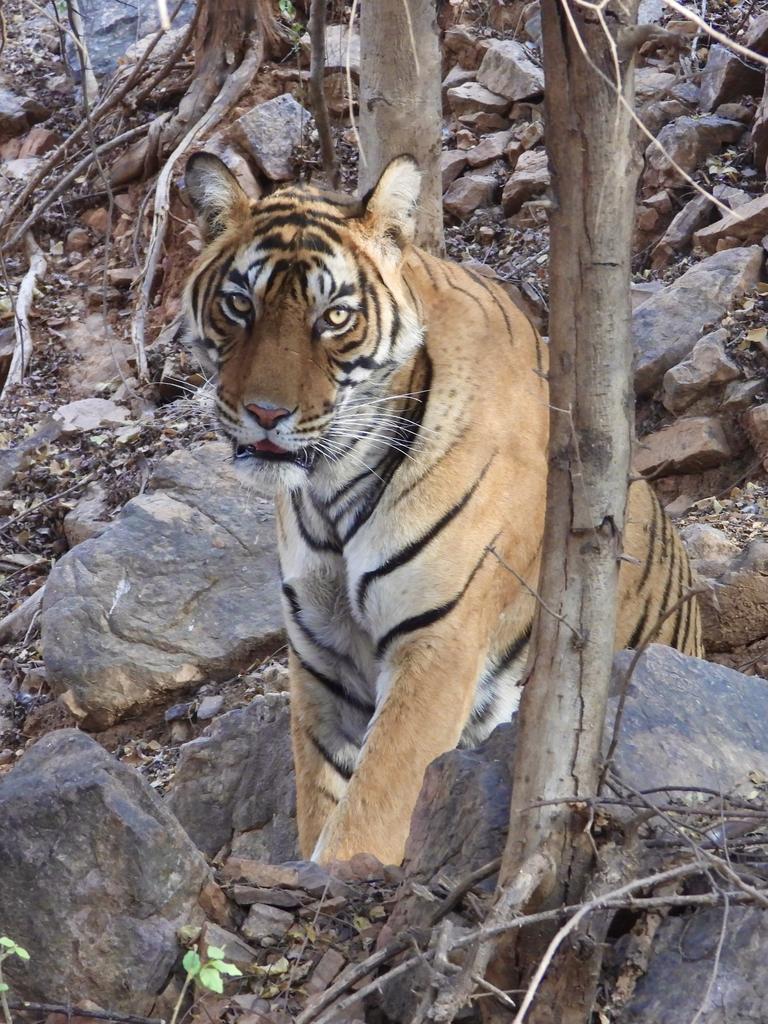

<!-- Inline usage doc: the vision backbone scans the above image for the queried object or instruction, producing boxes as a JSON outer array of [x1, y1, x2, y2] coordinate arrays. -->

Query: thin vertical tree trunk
[[309, 0, 340, 188], [488, 2, 642, 1021], [359, 0, 444, 253]]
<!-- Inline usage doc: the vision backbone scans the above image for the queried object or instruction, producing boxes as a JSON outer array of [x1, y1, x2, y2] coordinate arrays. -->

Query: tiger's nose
[[245, 404, 291, 429]]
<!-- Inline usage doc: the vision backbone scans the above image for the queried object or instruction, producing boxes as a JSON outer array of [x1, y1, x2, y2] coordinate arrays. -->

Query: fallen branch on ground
[[1, 234, 47, 400], [8, 1000, 163, 1024]]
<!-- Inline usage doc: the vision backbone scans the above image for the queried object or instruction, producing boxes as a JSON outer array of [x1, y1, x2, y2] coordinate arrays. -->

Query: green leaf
[[198, 967, 224, 994], [210, 961, 242, 977], [0, 983, 8, 992], [205, 946, 226, 960], [182, 950, 201, 977], [0, 938, 14, 948], [13, 946, 30, 961]]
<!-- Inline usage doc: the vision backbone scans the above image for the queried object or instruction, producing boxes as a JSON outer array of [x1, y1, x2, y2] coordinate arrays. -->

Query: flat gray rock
[[42, 442, 284, 728], [633, 246, 762, 394], [0, 730, 209, 1012], [166, 693, 297, 861]]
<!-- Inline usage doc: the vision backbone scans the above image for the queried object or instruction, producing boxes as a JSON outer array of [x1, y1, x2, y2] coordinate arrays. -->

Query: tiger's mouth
[[233, 441, 315, 469]]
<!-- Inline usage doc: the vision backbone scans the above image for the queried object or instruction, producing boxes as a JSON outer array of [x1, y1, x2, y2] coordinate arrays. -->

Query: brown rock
[[81, 207, 110, 234], [651, 192, 714, 268], [231, 885, 303, 908], [633, 246, 763, 394], [0, 89, 49, 144], [694, 539, 768, 651], [457, 111, 510, 132], [722, 378, 765, 411], [443, 173, 497, 219], [440, 149, 468, 190], [441, 65, 476, 103], [699, 44, 763, 112], [63, 483, 110, 548], [199, 923, 258, 969], [634, 416, 733, 476], [661, 329, 739, 414], [466, 129, 513, 167], [643, 115, 745, 189], [65, 227, 90, 253], [694, 192, 768, 254], [306, 949, 346, 995], [637, 99, 688, 137], [18, 127, 60, 158], [476, 39, 544, 102], [714, 102, 754, 124], [107, 268, 138, 288], [745, 401, 768, 457], [635, 68, 676, 103], [501, 148, 549, 214], [443, 25, 483, 69], [446, 81, 509, 117], [241, 903, 294, 942]]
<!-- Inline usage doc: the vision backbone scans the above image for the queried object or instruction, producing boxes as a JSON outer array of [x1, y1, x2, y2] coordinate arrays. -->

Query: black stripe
[[356, 454, 495, 611], [291, 493, 342, 553], [296, 651, 375, 716], [375, 540, 493, 659], [628, 595, 651, 650], [492, 620, 533, 677], [671, 550, 687, 648], [282, 584, 358, 677], [254, 212, 344, 245], [444, 269, 491, 326], [656, 519, 677, 626], [307, 730, 354, 781], [464, 270, 515, 338], [638, 493, 660, 590], [341, 365, 431, 545]]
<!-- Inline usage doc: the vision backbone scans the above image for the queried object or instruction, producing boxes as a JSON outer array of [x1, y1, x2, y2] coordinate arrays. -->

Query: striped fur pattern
[[182, 153, 703, 865]]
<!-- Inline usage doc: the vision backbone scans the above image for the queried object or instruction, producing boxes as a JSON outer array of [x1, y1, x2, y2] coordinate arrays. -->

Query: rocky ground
[[1, 0, 768, 1021]]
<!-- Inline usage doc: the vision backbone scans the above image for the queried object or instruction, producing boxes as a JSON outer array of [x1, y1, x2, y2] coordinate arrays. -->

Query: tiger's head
[[182, 152, 425, 487]]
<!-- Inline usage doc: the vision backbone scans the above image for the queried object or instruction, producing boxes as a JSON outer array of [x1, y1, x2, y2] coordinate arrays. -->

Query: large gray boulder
[[0, 730, 209, 1012], [398, 645, 768, 899], [166, 693, 298, 861], [620, 907, 768, 1023], [65, 0, 196, 77], [229, 94, 313, 181], [42, 442, 284, 728], [632, 246, 763, 394]]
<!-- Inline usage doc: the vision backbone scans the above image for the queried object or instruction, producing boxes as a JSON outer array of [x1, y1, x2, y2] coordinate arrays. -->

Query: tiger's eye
[[225, 294, 252, 315], [327, 308, 350, 327]]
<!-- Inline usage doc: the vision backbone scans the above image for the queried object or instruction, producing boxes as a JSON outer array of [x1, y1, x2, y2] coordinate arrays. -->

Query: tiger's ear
[[362, 155, 422, 251], [184, 152, 251, 244]]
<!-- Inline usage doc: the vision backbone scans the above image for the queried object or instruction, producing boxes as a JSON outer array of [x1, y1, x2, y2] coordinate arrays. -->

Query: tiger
[[182, 151, 703, 866]]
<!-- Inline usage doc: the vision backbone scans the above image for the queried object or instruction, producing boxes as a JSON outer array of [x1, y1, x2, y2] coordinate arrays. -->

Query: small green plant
[[170, 945, 242, 1024], [0, 937, 30, 1024]]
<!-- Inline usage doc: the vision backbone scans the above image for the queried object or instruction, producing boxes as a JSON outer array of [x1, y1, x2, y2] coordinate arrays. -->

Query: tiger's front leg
[[311, 632, 482, 866]]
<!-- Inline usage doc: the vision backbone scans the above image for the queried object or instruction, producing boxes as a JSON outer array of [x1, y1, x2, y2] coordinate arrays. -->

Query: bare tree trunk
[[359, 0, 444, 253], [488, 1, 642, 1020], [174, 0, 255, 132], [309, 0, 340, 188]]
